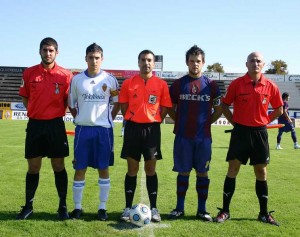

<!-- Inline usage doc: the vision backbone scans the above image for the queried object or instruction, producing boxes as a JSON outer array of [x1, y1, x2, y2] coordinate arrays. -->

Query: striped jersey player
[[168, 45, 222, 221]]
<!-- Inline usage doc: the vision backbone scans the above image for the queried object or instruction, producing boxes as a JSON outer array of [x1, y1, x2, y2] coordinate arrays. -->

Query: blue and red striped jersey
[[169, 75, 221, 139]]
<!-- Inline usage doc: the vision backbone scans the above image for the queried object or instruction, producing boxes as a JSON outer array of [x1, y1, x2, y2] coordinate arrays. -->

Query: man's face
[[39, 45, 57, 65], [85, 51, 103, 73], [138, 53, 155, 74], [246, 53, 265, 74], [186, 54, 205, 77]]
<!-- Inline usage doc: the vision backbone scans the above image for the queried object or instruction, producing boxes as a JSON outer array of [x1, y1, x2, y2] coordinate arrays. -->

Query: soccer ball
[[129, 203, 151, 227]]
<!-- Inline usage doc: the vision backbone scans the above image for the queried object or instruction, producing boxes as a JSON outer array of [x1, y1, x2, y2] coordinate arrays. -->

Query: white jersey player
[[69, 69, 119, 127], [68, 43, 120, 221]]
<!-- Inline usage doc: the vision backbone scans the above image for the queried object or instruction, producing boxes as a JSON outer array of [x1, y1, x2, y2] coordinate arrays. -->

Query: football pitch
[[0, 120, 299, 237]]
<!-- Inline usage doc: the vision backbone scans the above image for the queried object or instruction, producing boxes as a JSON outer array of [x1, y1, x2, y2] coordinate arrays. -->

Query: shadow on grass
[[0, 211, 66, 221], [212, 146, 229, 149], [2, 210, 252, 225], [0, 210, 124, 222]]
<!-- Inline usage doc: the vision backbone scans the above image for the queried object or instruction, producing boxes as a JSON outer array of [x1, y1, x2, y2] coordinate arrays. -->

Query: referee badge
[[55, 83, 60, 94], [148, 95, 157, 104]]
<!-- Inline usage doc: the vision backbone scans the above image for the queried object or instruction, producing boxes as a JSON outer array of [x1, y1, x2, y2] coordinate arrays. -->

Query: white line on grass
[[140, 160, 155, 237], [138, 160, 170, 237]]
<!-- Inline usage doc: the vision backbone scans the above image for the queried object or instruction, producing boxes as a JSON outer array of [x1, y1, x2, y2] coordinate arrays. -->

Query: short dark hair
[[138, 49, 155, 60], [185, 45, 205, 63], [40, 37, 58, 51], [86, 43, 103, 56], [282, 92, 289, 100]]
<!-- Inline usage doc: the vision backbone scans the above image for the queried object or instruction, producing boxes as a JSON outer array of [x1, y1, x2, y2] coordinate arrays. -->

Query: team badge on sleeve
[[20, 79, 24, 87], [213, 97, 221, 106]]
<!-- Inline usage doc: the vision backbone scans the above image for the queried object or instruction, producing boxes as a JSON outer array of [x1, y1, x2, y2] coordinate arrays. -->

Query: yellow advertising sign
[[0, 109, 12, 120]]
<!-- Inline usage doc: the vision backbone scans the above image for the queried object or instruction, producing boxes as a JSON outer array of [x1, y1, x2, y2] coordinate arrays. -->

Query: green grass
[[0, 120, 300, 237]]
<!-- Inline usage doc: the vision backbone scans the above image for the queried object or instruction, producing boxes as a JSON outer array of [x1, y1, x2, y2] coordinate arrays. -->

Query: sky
[[1, 0, 300, 74]]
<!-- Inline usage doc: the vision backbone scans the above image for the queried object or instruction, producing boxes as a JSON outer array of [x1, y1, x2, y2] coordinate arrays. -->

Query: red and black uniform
[[19, 63, 72, 158], [223, 73, 283, 165], [119, 74, 172, 161]]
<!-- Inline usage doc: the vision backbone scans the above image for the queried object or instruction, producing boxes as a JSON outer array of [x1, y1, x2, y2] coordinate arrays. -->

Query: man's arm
[[222, 103, 234, 125], [211, 104, 223, 124], [120, 103, 128, 117], [283, 107, 292, 123], [21, 97, 28, 109], [160, 106, 170, 121], [68, 107, 77, 118], [268, 106, 283, 123], [167, 104, 176, 121], [111, 102, 120, 120]]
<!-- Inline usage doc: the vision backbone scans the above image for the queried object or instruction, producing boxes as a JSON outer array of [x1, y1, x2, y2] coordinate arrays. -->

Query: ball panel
[[129, 203, 151, 227]]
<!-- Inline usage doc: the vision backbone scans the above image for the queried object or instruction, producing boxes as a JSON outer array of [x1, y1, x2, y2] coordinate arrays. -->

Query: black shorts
[[25, 117, 69, 159], [226, 123, 270, 165], [120, 121, 162, 161]]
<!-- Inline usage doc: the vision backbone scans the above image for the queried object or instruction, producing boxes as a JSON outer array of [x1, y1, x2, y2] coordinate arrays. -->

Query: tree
[[206, 63, 224, 73], [265, 60, 288, 74]]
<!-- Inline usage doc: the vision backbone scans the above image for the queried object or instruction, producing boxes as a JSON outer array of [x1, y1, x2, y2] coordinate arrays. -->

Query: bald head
[[246, 51, 265, 76], [247, 52, 264, 63]]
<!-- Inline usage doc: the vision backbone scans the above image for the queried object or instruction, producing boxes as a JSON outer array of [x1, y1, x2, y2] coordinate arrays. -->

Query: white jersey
[[68, 70, 119, 127]]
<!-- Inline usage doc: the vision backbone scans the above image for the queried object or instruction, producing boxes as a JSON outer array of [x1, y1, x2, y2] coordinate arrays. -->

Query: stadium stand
[[0, 67, 25, 102]]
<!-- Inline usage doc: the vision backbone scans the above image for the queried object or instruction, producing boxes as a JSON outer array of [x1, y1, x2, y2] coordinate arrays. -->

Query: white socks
[[98, 178, 110, 210]]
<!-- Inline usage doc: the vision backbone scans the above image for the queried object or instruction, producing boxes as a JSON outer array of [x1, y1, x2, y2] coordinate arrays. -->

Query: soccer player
[[276, 92, 300, 149], [17, 37, 72, 220], [68, 43, 120, 221], [167, 45, 222, 221], [214, 52, 283, 226], [119, 49, 172, 222]]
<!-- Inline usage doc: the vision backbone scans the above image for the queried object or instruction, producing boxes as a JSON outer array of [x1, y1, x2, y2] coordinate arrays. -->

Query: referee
[[214, 52, 283, 226], [119, 50, 172, 222], [17, 37, 73, 220]]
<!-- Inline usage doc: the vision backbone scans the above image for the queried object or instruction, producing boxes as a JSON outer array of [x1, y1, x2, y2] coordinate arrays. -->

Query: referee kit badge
[[55, 83, 60, 94]]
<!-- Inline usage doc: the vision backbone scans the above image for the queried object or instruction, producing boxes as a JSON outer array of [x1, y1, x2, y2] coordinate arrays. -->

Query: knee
[[28, 165, 40, 174], [254, 165, 267, 181], [27, 161, 41, 174], [51, 160, 65, 172], [227, 167, 239, 178], [74, 170, 86, 181], [144, 166, 156, 176], [255, 170, 267, 181], [127, 165, 139, 176]]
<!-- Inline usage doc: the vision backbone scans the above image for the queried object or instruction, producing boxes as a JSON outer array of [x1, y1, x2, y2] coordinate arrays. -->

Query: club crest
[[102, 83, 107, 92], [192, 85, 198, 94]]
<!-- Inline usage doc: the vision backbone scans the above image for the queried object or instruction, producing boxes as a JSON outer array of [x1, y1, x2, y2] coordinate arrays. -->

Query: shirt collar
[[39, 62, 58, 74], [244, 72, 267, 85]]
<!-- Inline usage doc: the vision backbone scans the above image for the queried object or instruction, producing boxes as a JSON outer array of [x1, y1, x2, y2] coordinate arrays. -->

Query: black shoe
[[257, 211, 279, 226], [98, 209, 108, 221], [70, 209, 83, 219], [16, 206, 33, 220], [58, 206, 69, 220], [196, 211, 213, 222], [168, 209, 184, 219]]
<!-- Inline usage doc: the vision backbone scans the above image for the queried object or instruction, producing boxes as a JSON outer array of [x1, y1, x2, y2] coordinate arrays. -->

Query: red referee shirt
[[119, 74, 172, 123], [19, 63, 73, 120], [222, 73, 283, 126]]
